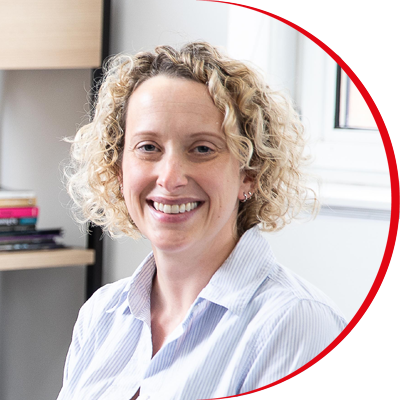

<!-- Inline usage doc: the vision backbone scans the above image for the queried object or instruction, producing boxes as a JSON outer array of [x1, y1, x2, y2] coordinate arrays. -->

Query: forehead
[[125, 76, 224, 132]]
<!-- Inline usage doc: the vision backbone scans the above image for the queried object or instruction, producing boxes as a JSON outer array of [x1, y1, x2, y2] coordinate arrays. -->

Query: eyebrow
[[186, 131, 225, 140], [129, 130, 225, 140]]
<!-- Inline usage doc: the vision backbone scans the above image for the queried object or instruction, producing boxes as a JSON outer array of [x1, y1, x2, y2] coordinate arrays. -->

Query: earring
[[240, 191, 253, 203], [120, 184, 124, 197]]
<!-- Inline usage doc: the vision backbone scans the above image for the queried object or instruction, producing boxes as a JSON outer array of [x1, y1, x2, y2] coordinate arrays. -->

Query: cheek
[[205, 163, 241, 205], [122, 160, 151, 200]]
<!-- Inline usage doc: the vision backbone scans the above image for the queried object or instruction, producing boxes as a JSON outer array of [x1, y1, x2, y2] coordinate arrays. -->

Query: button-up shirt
[[57, 225, 347, 400]]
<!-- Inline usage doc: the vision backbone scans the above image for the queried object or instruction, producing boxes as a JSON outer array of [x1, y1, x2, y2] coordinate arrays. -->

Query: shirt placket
[[139, 299, 209, 400], [100, 317, 153, 400]]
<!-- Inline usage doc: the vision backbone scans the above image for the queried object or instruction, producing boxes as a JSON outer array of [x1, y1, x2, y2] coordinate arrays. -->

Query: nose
[[156, 152, 189, 192]]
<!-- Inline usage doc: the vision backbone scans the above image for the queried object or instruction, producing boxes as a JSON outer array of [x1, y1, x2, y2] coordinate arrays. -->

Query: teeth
[[153, 201, 199, 214]]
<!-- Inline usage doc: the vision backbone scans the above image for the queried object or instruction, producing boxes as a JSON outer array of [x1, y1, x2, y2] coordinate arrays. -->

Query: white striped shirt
[[57, 225, 346, 400]]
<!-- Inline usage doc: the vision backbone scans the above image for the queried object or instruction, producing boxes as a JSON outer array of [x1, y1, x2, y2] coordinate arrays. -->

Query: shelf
[[0, 248, 95, 271], [0, 0, 103, 69]]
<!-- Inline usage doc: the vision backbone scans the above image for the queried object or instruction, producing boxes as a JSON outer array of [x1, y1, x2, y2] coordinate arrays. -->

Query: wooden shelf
[[0, 0, 103, 69], [0, 248, 95, 271]]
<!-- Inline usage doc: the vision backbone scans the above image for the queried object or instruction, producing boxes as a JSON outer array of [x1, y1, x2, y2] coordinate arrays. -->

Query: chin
[[151, 231, 195, 254]]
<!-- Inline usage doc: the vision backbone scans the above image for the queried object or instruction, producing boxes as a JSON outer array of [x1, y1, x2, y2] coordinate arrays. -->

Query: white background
[[217, 0, 400, 399]]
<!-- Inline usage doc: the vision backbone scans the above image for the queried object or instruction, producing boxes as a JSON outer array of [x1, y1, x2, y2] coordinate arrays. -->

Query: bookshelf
[[0, 3, 110, 398], [0, 0, 110, 299]]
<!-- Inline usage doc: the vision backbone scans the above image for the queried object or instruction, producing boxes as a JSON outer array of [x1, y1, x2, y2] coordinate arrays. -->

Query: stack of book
[[0, 187, 65, 251]]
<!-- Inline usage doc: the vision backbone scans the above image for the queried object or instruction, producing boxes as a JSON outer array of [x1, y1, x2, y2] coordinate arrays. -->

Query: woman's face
[[122, 75, 251, 254]]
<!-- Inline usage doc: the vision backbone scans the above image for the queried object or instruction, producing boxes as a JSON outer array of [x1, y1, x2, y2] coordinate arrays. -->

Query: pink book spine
[[0, 207, 39, 219]]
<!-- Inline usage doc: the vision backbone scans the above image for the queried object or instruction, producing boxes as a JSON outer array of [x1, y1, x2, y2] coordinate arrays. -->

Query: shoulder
[[239, 263, 347, 391], [88, 276, 132, 306], [266, 262, 343, 307], [248, 262, 347, 344], [76, 276, 133, 333]]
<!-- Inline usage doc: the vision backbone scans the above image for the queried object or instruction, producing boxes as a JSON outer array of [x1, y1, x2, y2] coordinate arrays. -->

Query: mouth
[[147, 200, 203, 214]]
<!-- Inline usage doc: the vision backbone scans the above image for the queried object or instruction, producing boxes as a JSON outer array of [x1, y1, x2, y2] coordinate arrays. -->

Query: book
[[0, 229, 64, 252], [0, 187, 36, 199], [0, 188, 66, 252], [0, 217, 37, 232], [0, 242, 66, 252], [0, 207, 39, 219], [0, 228, 61, 237], [0, 186, 37, 207], [0, 197, 37, 207]]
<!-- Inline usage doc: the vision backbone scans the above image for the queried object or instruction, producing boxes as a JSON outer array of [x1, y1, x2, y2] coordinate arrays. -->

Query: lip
[[147, 199, 204, 223]]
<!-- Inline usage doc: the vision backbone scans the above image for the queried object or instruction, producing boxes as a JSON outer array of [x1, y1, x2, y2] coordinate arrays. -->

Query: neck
[[150, 231, 237, 317]]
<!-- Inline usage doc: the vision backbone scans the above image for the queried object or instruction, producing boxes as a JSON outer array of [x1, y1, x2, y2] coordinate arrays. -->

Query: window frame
[[334, 65, 378, 131], [296, 34, 390, 211]]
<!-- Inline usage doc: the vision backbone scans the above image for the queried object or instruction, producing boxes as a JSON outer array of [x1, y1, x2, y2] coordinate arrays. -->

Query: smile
[[153, 201, 199, 214]]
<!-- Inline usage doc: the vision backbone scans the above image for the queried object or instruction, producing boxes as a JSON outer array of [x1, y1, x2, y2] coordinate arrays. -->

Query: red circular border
[[198, 1, 400, 398]]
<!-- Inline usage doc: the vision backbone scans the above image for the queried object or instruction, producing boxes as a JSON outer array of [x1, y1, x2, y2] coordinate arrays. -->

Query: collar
[[109, 225, 276, 318], [104, 252, 155, 319], [199, 225, 276, 315]]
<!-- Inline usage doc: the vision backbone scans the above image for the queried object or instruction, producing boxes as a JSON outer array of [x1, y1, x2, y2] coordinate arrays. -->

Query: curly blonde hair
[[65, 41, 317, 239]]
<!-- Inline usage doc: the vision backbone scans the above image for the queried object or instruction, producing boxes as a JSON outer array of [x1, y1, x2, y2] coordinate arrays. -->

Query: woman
[[59, 42, 346, 400]]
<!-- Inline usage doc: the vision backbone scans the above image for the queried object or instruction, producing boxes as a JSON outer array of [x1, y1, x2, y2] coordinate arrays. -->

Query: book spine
[[0, 190, 36, 199], [0, 224, 36, 233], [0, 197, 37, 207], [0, 207, 39, 219], [0, 236, 57, 244], [0, 242, 65, 252], [0, 217, 37, 226], [0, 228, 62, 237]]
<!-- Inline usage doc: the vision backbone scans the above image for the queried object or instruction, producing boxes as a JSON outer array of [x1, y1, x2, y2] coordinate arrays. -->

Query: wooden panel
[[0, 248, 95, 270], [0, 0, 103, 69]]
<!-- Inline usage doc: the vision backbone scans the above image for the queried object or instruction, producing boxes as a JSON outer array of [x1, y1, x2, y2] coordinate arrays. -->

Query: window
[[297, 35, 390, 212], [335, 66, 377, 130]]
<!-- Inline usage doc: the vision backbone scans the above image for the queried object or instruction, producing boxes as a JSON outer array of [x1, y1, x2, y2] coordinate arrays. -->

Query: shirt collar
[[112, 225, 275, 318], [199, 225, 276, 315], [105, 252, 156, 319], [126, 252, 157, 322]]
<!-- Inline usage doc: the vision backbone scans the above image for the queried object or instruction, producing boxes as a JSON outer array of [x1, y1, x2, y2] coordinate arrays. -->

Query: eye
[[137, 143, 159, 152], [193, 145, 214, 155]]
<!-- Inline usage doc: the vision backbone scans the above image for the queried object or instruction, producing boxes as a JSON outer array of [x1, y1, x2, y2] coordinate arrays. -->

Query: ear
[[238, 172, 255, 201]]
